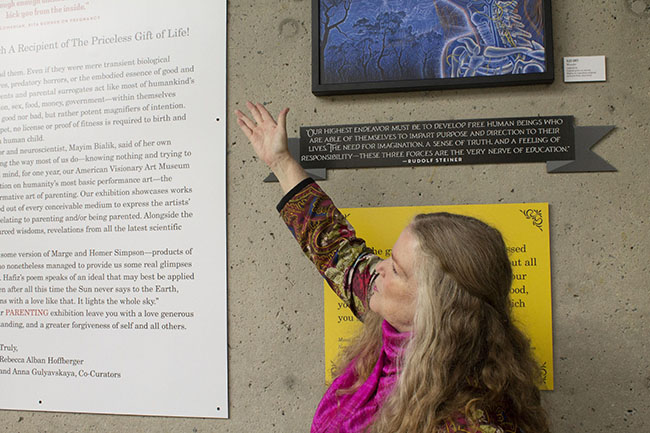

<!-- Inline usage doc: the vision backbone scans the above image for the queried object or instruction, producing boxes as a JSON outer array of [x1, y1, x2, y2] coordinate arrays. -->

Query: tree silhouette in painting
[[319, 0, 351, 82]]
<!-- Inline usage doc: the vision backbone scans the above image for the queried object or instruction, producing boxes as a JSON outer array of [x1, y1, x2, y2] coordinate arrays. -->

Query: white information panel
[[0, 0, 228, 418], [563, 56, 607, 82]]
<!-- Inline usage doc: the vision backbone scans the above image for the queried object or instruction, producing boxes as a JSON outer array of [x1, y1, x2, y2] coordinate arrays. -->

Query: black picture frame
[[312, 0, 554, 96]]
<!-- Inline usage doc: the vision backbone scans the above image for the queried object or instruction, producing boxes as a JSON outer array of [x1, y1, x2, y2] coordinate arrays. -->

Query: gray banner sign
[[295, 116, 615, 173]]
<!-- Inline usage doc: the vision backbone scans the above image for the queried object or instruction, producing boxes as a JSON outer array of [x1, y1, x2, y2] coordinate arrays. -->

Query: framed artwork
[[312, 0, 554, 95]]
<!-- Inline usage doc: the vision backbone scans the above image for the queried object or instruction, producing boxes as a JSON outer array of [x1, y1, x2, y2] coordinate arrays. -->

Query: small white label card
[[563, 56, 607, 82]]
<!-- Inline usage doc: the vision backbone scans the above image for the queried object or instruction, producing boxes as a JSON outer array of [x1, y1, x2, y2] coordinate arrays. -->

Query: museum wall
[[2, 0, 648, 432]]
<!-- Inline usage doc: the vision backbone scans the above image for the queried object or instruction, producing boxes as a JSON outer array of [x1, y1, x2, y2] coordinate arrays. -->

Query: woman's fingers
[[239, 102, 282, 131], [234, 109, 249, 123], [236, 117, 253, 140], [246, 101, 263, 124], [234, 111, 256, 139], [277, 107, 289, 132], [256, 103, 275, 123], [235, 110, 256, 131]]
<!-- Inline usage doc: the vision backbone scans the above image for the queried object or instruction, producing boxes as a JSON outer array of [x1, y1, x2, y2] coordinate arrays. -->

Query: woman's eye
[[392, 263, 397, 274]]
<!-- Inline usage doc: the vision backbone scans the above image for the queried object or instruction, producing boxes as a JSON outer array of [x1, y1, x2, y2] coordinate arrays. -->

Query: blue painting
[[319, 0, 547, 85]]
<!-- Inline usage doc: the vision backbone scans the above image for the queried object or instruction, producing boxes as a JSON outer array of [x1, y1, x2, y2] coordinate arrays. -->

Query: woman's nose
[[376, 259, 386, 275]]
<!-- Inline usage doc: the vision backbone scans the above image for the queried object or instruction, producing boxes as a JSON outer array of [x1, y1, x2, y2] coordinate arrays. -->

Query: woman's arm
[[235, 102, 379, 319], [278, 180, 379, 319]]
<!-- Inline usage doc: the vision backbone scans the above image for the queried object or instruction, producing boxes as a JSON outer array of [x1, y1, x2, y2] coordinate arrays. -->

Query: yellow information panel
[[324, 203, 553, 390]]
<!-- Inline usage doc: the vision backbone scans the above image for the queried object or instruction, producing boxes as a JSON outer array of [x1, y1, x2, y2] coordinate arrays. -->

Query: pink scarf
[[311, 320, 410, 433]]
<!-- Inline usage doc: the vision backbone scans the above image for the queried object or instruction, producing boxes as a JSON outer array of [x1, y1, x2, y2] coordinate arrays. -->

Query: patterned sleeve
[[278, 180, 380, 320]]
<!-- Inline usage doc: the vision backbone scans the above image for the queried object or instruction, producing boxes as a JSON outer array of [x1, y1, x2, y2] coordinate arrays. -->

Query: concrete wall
[[2, 0, 648, 431]]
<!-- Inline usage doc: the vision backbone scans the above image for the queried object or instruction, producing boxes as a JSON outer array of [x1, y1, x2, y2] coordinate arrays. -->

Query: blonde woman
[[235, 102, 549, 433]]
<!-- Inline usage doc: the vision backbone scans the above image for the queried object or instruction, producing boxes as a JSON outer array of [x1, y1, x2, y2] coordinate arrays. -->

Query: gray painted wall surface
[[2, 0, 648, 432]]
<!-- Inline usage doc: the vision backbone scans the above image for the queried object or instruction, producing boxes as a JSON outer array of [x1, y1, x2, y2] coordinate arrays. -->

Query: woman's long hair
[[333, 213, 549, 433]]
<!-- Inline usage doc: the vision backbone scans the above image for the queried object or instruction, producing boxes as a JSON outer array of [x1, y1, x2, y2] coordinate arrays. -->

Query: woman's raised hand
[[235, 102, 291, 169], [235, 101, 308, 193]]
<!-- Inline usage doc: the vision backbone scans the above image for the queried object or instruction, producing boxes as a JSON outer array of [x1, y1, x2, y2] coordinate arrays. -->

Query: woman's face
[[369, 227, 419, 333]]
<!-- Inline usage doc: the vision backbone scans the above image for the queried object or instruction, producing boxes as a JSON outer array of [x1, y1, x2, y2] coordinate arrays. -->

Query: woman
[[235, 102, 549, 433]]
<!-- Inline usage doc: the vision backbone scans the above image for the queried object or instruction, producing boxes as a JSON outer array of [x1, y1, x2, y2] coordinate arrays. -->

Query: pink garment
[[311, 320, 410, 433]]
